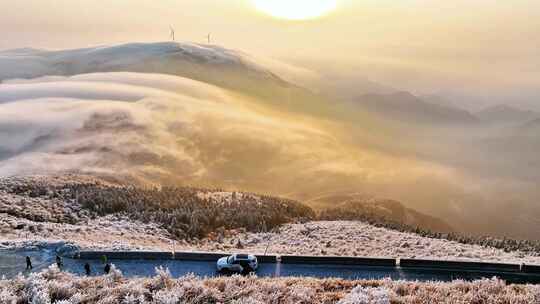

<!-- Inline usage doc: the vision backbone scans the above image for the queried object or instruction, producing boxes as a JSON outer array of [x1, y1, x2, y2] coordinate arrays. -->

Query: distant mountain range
[[308, 193, 454, 233], [475, 104, 540, 124], [3, 43, 539, 128], [516, 118, 540, 137], [419, 94, 470, 112], [354, 92, 479, 125], [347, 91, 540, 128]]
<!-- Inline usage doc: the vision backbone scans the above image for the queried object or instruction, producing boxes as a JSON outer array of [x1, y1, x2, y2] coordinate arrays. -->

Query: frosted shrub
[[123, 293, 139, 304], [48, 280, 76, 302], [338, 286, 390, 304], [0, 288, 17, 304], [230, 298, 265, 304], [104, 264, 124, 283], [288, 285, 315, 303], [153, 289, 180, 304], [2, 267, 540, 304], [119, 279, 149, 301], [25, 274, 51, 304], [68, 292, 85, 304], [153, 266, 173, 290], [42, 264, 62, 280], [97, 295, 120, 304], [30, 288, 51, 304], [138, 295, 148, 304]]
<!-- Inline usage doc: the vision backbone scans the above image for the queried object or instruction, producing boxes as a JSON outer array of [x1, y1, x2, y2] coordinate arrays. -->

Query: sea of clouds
[[1, 43, 540, 239], [0, 73, 336, 184]]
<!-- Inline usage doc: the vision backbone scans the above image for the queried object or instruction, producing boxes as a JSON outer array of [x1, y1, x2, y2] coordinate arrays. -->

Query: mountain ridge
[[0, 42, 292, 100], [476, 104, 540, 124], [355, 91, 479, 125]]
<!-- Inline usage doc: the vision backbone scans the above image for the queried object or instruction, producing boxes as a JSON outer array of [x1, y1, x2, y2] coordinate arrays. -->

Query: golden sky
[[1, 0, 540, 103]]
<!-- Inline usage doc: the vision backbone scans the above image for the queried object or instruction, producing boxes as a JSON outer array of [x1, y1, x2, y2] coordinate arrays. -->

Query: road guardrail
[[400, 259, 521, 273], [74, 251, 540, 274]]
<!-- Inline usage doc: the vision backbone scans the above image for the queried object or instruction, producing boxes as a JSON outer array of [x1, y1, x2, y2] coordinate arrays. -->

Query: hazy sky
[[1, 0, 540, 106]]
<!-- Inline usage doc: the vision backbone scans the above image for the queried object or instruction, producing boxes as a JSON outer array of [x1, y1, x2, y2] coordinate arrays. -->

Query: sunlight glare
[[252, 0, 337, 20]]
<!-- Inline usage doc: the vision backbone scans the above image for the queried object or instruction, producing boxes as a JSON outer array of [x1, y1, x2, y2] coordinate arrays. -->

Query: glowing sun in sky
[[252, 0, 337, 20]]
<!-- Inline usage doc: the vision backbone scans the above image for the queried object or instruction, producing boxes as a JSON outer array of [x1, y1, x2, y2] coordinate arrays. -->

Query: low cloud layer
[[0, 72, 453, 201], [0, 73, 368, 187]]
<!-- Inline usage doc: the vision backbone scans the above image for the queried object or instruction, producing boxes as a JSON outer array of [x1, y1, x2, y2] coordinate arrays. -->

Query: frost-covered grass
[[320, 200, 540, 255], [0, 213, 176, 251], [191, 221, 540, 265], [1, 265, 539, 304]]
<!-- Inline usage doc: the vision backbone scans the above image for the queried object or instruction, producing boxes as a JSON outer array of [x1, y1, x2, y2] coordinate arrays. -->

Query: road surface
[[1, 249, 539, 284]]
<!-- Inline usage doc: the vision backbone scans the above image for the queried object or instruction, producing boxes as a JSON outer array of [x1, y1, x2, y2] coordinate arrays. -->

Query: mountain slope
[[0, 175, 314, 249], [307, 193, 453, 233], [324, 200, 453, 233], [205, 221, 540, 264], [3, 175, 540, 267]]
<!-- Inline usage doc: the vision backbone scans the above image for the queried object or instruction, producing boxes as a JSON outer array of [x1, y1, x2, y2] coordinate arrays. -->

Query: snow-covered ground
[[186, 221, 540, 265], [1, 265, 538, 304], [0, 175, 176, 251], [3, 214, 540, 265], [0, 213, 176, 252]]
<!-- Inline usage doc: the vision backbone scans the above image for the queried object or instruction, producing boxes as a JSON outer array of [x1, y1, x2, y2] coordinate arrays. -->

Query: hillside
[[307, 194, 453, 233], [319, 199, 454, 233], [2, 175, 540, 265], [0, 175, 313, 250], [190, 221, 540, 265]]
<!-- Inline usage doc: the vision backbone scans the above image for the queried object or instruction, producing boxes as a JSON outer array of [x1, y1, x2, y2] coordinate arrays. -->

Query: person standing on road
[[104, 263, 111, 274], [56, 255, 63, 269], [84, 262, 91, 276], [26, 256, 32, 270]]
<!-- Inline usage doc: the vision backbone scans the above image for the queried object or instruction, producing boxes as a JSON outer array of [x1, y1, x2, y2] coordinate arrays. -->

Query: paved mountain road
[[1, 249, 539, 284]]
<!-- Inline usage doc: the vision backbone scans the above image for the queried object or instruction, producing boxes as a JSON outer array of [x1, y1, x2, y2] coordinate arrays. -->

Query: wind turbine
[[206, 33, 211, 44], [169, 26, 175, 41]]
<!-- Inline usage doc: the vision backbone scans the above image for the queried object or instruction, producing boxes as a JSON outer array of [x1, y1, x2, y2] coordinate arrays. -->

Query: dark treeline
[[77, 185, 315, 239], [7, 182, 314, 239]]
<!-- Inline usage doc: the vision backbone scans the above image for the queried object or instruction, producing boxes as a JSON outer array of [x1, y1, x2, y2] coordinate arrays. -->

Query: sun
[[252, 0, 337, 20]]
